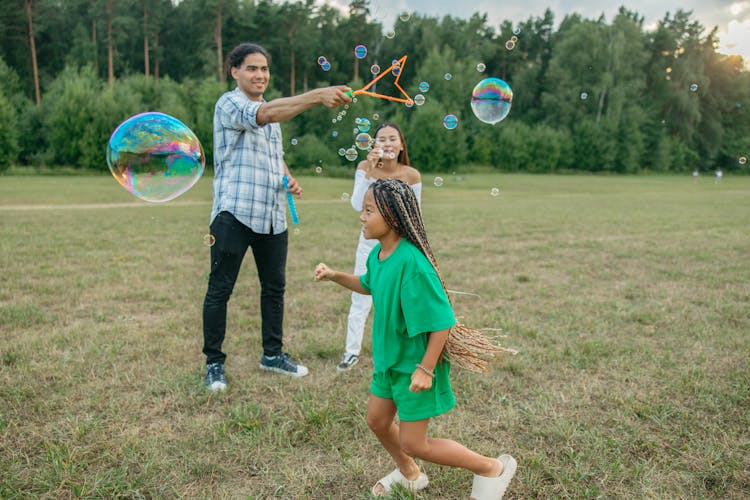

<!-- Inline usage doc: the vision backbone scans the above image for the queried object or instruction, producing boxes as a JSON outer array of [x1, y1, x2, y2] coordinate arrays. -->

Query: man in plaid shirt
[[203, 42, 351, 392]]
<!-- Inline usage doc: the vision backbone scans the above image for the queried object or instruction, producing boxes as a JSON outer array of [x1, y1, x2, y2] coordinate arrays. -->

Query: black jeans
[[202, 211, 288, 364]]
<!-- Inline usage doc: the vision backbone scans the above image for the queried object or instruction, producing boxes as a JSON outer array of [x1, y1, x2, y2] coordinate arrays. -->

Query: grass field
[[0, 173, 748, 499]]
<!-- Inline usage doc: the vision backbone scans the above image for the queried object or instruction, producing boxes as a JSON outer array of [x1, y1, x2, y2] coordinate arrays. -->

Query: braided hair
[[370, 179, 516, 372]]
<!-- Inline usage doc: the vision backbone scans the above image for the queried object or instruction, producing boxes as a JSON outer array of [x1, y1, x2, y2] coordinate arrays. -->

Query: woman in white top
[[337, 122, 422, 371]]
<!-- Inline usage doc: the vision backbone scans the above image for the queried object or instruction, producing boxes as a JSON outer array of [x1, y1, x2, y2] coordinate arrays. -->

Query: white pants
[[344, 234, 377, 356]]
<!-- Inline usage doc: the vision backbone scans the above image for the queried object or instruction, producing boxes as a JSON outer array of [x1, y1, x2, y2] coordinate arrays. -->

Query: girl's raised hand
[[314, 263, 333, 282]]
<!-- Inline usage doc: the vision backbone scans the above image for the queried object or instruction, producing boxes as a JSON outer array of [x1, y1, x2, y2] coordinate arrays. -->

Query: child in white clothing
[[337, 122, 422, 371]]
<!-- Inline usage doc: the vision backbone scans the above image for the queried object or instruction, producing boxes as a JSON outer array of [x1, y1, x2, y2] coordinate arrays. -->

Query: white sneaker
[[336, 353, 360, 372]]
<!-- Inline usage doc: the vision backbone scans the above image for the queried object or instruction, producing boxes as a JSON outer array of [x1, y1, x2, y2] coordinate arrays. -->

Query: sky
[[318, 0, 750, 61]]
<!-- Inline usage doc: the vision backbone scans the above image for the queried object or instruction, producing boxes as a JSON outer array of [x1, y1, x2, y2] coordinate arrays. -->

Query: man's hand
[[285, 175, 303, 196], [318, 86, 353, 108]]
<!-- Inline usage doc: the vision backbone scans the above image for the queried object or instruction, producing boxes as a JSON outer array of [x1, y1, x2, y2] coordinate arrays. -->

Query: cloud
[[729, 1, 750, 17], [316, 0, 743, 37], [719, 18, 750, 59]]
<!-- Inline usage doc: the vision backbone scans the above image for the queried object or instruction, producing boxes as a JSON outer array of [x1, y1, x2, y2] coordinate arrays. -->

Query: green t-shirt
[[360, 239, 456, 373]]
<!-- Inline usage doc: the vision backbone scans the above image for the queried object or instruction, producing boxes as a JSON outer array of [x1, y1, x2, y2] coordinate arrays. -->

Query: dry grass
[[1, 173, 748, 498]]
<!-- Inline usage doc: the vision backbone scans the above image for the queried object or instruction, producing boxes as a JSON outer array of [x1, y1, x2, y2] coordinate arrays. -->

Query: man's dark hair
[[226, 43, 271, 79]]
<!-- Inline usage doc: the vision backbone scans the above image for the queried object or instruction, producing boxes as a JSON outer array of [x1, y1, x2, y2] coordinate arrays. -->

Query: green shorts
[[370, 363, 456, 422]]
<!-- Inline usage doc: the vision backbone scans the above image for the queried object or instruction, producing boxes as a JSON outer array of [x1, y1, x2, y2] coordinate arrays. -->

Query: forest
[[0, 0, 749, 174]]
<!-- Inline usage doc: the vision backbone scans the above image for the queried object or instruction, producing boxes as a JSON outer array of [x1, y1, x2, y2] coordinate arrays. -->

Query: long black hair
[[373, 122, 411, 166]]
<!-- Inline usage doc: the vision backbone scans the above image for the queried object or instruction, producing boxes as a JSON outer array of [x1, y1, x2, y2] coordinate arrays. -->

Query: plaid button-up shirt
[[210, 88, 287, 234]]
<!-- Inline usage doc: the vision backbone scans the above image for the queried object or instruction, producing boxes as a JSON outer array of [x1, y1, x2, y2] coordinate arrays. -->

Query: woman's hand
[[365, 147, 383, 173]]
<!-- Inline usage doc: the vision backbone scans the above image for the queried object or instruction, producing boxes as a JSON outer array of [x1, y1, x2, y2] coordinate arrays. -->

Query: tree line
[[0, 0, 748, 174]]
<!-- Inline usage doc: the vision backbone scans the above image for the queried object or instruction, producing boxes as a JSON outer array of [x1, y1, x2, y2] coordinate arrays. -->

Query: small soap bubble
[[444, 73, 453, 81], [315, 166, 323, 174], [490, 187, 500, 197], [580, 92, 588, 100], [203, 234, 216, 247], [511, 36, 518, 43], [387, 151, 396, 160], [413, 94, 426, 106], [392, 66, 401, 76], [354, 45, 367, 59], [385, 30, 396, 39], [404, 100, 414, 108], [505, 40, 515, 50], [338, 148, 346, 156], [341, 192, 350, 201], [317, 56, 327, 65], [357, 118, 371, 133], [106, 111, 205, 203], [321, 61, 331, 71], [372, 113, 380, 120], [433, 176, 444, 187], [418, 81, 430, 92], [666, 67, 672, 73], [471, 77, 513, 125], [399, 12, 411, 22], [740, 156, 748, 165], [332, 130, 339, 137], [690, 83, 699, 92], [290, 138, 298, 146], [331, 118, 337, 124], [355, 132, 372, 150], [513, 27, 521, 35], [443, 114, 458, 130], [345, 148, 358, 161], [476, 63, 486, 73], [370, 64, 381, 75]]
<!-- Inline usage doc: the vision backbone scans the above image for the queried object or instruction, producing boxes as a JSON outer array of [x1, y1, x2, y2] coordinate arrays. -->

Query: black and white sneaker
[[259, 353, 309, 377], [205, 362, 227, 392], [336, 353, 360, 372]]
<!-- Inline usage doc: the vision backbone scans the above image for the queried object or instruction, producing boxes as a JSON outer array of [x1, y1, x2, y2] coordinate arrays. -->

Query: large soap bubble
[[355, 132, 373, 150], [357, 117, 372, 133], [107, 112, 205, 202], [470, 77, 513, 125]]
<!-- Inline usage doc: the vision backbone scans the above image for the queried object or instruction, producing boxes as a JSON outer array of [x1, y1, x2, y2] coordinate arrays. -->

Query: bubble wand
[[282, 175, 299, 224], [344, 55, 414, 104]]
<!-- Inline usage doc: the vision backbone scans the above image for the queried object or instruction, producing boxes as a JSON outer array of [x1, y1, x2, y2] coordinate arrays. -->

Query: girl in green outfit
[[314, 179, 516, 499]]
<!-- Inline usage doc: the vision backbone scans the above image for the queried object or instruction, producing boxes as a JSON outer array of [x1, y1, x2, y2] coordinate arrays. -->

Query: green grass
[[1, 173, 748, 498]]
